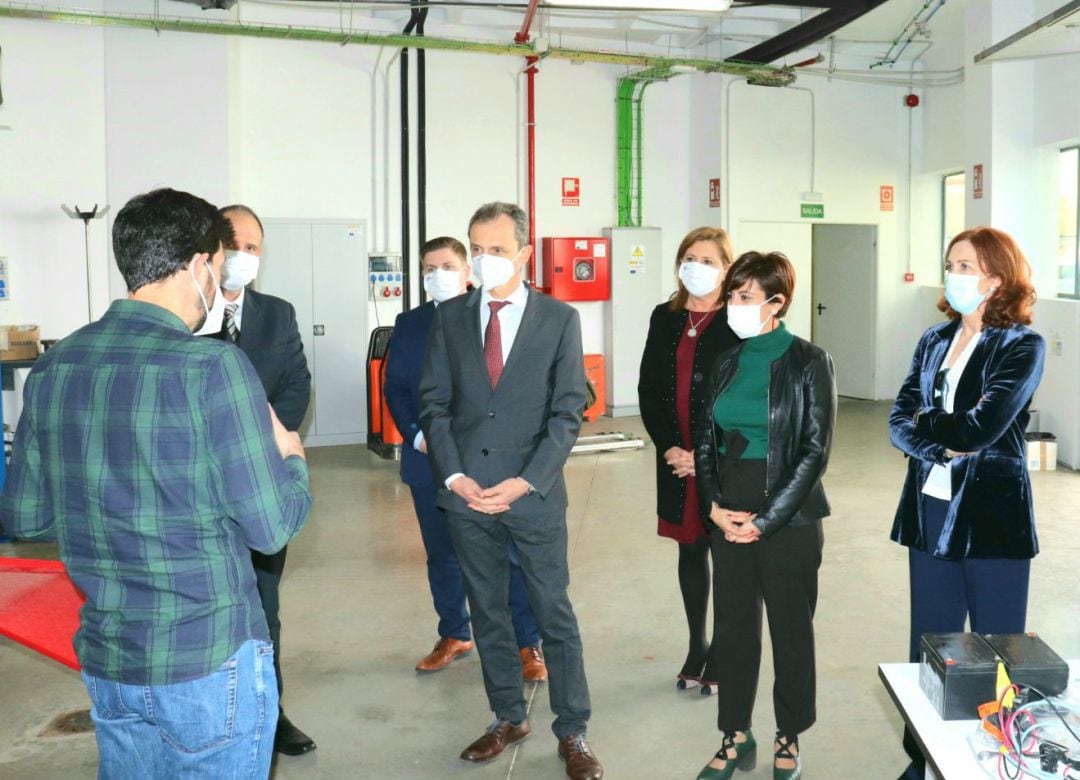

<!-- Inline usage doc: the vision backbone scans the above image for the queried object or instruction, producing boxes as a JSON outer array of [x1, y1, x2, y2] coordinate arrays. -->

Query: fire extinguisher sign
[[562, 177, 580, 207], [880, 185, 895, 212]]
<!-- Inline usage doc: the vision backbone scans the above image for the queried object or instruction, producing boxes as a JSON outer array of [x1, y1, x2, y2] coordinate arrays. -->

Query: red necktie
[[485, 301, 510, 389]]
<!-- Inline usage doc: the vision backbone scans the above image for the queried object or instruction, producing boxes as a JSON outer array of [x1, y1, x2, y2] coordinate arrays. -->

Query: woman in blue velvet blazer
[[888, 227, 1045, 777]]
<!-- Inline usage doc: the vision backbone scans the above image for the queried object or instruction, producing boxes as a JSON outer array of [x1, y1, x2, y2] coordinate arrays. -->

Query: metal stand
[[570, 431, 645, 455], [61, 203, 109, 323]]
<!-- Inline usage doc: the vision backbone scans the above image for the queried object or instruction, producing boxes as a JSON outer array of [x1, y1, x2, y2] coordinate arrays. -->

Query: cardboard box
[[1025, 433, 1057, 472], [0, 325, 40, 362]]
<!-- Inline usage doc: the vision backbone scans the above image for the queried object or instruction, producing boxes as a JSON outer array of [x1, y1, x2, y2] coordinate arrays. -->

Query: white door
[[735, 222, 813, 339], [811, 224, 877, 400]]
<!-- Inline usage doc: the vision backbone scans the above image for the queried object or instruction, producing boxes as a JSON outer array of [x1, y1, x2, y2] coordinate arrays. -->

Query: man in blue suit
[[200, 205, 316, 757], [385, 236, 547, 681]]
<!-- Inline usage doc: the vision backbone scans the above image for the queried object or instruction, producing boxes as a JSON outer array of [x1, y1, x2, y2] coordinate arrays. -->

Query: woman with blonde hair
[[638, 227, 739, 695]]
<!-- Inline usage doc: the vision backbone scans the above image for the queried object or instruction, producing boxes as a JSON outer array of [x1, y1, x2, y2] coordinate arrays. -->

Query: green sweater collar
[[742, 320, 792, 356]]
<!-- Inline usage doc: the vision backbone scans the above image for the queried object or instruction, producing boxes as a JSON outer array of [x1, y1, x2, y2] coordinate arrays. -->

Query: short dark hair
[[420, 236, 467, 266], [467, 202, 529, 250], [220, 204, 264, 237], [722, 251, 796, 317], [113, 188, 233, 293]]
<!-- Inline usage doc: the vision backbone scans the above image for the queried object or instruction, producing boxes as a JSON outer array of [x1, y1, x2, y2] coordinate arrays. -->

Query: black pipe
[[400, 5, 420, 311], [416, 6, 429, 305]]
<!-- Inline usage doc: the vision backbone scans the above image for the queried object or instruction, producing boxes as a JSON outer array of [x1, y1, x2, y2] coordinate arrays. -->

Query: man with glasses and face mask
[[0, 188, 312, 779], [420, 203, 603, 780], [384, 236, 547, 681], [197, 203, 316, 757]]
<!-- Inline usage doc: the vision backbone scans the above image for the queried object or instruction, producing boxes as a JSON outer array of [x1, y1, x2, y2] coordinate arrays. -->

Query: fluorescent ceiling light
[[544, 0, 731, 12]]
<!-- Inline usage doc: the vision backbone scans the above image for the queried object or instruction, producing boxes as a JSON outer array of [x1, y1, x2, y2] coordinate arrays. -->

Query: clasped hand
[[710, 502, 760, 544], [451, 476, 531, 514], [664, 447, 695, 478]]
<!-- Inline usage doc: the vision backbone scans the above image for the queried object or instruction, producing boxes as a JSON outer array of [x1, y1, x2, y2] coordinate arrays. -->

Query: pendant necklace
[[687, 309, 711, 338]]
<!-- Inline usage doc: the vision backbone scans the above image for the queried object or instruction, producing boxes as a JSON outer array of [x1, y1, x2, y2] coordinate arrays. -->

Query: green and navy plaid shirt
[[0, 299, 312, 685]]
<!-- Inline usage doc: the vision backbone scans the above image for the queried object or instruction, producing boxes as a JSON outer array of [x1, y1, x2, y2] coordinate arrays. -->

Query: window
[[941, 171, 965, 277], [1058, 147, 1079, 298]]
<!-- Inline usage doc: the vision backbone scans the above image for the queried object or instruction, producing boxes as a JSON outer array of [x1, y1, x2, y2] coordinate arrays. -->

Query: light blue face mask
[[944, 272, 987, 315]]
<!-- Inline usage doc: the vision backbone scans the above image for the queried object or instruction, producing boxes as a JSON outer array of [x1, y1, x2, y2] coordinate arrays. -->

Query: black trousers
[[252, 546, 289, 697], [711, 521, 823, 736], [447, 508, 591, 739]]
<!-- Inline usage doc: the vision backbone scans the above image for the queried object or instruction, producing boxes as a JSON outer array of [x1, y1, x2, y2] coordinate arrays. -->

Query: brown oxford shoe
[[520, 645, 548, 683], [415, 637, 474, 672], [558, 733, 604, 780], [460, 719, 531, 762]]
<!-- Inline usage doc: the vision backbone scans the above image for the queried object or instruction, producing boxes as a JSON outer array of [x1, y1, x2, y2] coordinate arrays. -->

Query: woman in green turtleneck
[[692, 252, 837, 780]]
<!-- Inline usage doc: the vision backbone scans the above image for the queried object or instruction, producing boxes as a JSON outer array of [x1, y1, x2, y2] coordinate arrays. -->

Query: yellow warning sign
[[631, 245, 645, 258], [629, 244, 646, 274]]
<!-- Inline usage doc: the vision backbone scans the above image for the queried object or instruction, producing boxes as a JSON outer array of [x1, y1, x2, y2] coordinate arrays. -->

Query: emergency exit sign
[[800, 203, 824, 219]]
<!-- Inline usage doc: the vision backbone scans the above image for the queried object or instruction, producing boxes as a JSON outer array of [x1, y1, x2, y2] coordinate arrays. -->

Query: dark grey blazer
[[419, 285, 587, 517]]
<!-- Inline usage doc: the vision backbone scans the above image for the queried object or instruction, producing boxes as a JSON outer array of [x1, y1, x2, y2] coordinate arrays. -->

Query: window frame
[[940, 169, 965, 285], [1060, 145, 1080, 300]]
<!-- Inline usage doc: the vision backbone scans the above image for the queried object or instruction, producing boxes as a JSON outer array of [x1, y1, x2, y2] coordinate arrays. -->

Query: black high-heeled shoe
[[676, 673, 702, 691], [773, 732, 801, 780]]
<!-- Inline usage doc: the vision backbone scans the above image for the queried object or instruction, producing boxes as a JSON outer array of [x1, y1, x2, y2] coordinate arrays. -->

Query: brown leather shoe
[[415, 637, 474, 672], [460, 719, 531, 762], [520, 645, 548, 682], [558, 733, 603, 780]]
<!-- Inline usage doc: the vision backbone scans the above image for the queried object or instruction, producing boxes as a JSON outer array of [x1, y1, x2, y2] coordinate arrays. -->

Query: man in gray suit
[[420, 202, 602, 780]]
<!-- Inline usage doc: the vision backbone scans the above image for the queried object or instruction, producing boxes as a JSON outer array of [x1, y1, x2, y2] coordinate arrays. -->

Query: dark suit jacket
[[419, 286, 586, 517], [637, 302, 740, 525], [889, 319, 1045, 560], [384, 301, 437, 488], [212, 288, 311, 432]]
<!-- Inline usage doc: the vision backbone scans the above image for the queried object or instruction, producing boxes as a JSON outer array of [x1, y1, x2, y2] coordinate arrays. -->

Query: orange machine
[[583, 354, 605, 422], [366, 327, 403, 459]]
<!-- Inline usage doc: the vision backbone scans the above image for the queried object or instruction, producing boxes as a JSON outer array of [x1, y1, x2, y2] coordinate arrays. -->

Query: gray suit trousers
[[446, 507, 591, 739]]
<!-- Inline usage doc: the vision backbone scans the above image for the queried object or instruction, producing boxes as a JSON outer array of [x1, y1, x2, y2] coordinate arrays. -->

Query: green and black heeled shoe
[[695, 730, 756, 780], [773, 732, 801, 780]]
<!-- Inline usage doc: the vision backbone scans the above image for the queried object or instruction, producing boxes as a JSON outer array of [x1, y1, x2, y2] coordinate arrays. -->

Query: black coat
[[694, 334, 836, 537], [637, 303, 739, 525], [210, 288, 311, 432]]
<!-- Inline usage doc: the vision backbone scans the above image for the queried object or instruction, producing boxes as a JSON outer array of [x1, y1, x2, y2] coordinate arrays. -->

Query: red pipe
[[516, 0, 539, 284], [525, 56, 537, 284]]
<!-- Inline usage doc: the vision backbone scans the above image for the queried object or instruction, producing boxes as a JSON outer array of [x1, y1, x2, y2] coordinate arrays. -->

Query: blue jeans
[[81, 639, 278, 780]]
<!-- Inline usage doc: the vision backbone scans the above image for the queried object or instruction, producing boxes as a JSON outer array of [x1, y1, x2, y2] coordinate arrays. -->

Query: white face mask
[[190, 260, 217, 330], [471, 250, 520, 291], [221, 250, 260, 291], [726, 295, 778, 339], [423, 268, 466, 303], [678, 261, 722, 298]]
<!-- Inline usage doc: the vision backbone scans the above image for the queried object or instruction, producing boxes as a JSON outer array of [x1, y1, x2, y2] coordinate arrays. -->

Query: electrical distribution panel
[[540, 237, 610, 302]]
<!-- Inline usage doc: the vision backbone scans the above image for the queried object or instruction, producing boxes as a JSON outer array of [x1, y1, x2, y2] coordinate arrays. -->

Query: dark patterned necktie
[[224, 303, 239, 343], [484, 301, 510, 389]]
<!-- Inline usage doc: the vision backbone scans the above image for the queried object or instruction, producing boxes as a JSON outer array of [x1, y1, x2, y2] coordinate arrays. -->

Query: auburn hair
[[668, 227, 735, 311], [938, 227, 1035, 327]]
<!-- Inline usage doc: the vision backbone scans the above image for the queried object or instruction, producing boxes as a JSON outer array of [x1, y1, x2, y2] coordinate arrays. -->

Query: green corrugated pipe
[[617, 65, 681, 227]]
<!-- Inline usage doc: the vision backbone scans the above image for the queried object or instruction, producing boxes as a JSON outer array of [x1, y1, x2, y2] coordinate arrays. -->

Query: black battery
[[980, 633, 1069, 697], [919, 633, 999, 720]]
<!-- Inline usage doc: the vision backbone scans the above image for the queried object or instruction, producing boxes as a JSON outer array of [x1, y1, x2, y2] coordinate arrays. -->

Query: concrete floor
[[2, 399, 1079, 779]]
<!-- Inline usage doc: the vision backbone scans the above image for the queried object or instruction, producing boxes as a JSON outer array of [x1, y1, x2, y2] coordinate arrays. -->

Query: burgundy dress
[[657, 310, 718, 544]]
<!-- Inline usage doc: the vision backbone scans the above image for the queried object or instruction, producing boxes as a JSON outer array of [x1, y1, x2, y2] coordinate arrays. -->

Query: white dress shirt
[[922, 329, 982, 501], [195, 286, 246, 336]]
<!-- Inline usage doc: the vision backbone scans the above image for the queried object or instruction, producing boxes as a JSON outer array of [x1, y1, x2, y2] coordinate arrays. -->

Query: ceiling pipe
[[730, 0, 891, 64], [416, 3, 429, 305], [400, 3, 420, 311], [0, 5, 792, 80]]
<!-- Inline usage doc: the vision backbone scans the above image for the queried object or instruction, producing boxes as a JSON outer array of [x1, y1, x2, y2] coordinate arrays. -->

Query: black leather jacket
[[694, 334, 836, 537]]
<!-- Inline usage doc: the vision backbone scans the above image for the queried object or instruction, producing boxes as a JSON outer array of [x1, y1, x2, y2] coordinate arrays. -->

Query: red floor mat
[[0, 558, 84, 670]]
